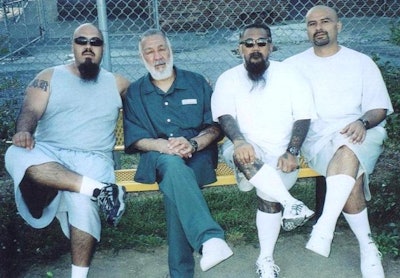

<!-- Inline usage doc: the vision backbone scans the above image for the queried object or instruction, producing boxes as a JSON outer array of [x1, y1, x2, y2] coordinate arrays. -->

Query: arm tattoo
[[288, 119, 310, 149], [198, 124, 220, 137], [218, 115, 245, 142], [29, 79, 49, 92]]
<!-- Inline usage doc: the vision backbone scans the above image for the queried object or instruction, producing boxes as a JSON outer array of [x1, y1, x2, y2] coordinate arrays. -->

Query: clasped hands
[[233, 140, 298, 173], [159, 137, 194, 159]]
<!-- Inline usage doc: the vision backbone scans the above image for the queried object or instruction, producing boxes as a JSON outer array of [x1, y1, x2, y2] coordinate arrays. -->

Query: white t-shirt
[[284, 46, 393, 159], [211, 60, 315, 156]]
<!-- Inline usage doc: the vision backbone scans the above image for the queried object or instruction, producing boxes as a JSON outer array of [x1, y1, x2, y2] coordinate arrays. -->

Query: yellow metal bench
[[113, 110, 326, 217]]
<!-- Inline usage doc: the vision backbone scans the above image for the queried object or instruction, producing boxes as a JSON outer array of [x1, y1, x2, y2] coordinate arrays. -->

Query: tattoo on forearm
[[219, 115, 245, 142], [29, 79, 49, 92], [288, 119, 310, 149], [198, 125, 220, 137]]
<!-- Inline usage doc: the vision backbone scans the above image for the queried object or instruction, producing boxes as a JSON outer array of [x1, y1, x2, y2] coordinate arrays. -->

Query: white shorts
[[221, 139, 298, 201], [5, 142, 115, 241], [307, 127, 386, 201]]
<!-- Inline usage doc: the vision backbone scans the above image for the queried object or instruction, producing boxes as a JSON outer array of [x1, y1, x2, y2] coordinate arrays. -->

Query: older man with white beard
[[122, 29, 233, 278]]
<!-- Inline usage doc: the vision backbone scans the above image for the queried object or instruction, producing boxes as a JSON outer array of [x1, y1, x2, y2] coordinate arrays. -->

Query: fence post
[[96, 0, 111, 71], [152, 0, 160, 30]]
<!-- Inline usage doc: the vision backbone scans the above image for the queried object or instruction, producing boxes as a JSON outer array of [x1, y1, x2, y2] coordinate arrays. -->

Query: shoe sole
[[200, 249, 233, 271], [281, 211, 315, 231], [108, 186, 127, 227]]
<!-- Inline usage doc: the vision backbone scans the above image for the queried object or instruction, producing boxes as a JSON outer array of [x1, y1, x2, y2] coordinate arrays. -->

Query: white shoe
[[256, 256, 280, 278], [234, 168, 254, 192], [200, 238, 233, 271], [361, 241, 385, 278], [305, 228, 333, 257], [281, 201, 314, 231]]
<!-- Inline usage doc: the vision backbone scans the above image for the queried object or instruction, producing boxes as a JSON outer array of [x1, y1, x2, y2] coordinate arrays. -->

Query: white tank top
[[35, 65, 122, 152]]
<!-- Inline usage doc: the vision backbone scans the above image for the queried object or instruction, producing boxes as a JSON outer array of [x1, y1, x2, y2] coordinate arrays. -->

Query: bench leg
[[113, 151, 121, 170], [315, 176, 326, 221]]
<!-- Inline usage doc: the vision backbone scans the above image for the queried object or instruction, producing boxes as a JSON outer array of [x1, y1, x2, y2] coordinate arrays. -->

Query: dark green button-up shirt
[[123, 67, 218, 185]]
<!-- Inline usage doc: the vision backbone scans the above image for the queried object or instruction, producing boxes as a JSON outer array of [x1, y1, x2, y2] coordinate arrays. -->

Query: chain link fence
[[0, 0, 399, 85]]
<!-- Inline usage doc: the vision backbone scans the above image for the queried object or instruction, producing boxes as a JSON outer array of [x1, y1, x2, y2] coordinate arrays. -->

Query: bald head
[[305, 5, 342, 54], [73, 23, 103, 40], [72, 23, 104, 81], [306, 5, 339, 23]]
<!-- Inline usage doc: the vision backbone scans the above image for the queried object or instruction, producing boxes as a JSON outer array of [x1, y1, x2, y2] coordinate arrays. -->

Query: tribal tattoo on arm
[[287, 119, 310, 150], [218, 114, 245, 143]]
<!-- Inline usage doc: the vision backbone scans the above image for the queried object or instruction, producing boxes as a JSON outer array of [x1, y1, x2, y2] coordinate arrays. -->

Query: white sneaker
[[361, 241, 385, 278], [305, 228, 333, 257], [256, 256, 280, 278], [200, 238, 233, 271], [281, 201, 314, 231], [234, 168, 254, 192]]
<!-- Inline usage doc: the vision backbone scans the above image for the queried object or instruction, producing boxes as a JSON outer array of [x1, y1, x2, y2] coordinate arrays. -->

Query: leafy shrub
[[390, 23, 400, 46]]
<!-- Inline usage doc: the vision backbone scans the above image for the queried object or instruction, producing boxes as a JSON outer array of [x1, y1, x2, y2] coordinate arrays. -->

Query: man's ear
[[337, 21, 343, 33], [238, 45, 243, 56]]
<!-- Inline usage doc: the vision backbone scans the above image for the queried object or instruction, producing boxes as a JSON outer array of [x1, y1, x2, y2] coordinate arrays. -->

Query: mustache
[[154, 60, 166, 66], [313, 31, 328, 38], [82, 49, 95, 55], [249, 52, 263, 59]]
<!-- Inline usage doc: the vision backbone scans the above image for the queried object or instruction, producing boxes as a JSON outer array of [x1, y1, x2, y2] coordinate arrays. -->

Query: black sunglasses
[[239, 38, 272, 48], [74, 36, 104, 47]]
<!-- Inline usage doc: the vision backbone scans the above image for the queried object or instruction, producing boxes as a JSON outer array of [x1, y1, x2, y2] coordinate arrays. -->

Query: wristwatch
[[358, 118, 370, 130], [286, 146, 300, 156], [189, 139, 198, 152]]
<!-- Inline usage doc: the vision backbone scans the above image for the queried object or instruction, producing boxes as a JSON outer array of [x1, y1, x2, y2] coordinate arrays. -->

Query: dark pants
[[156, 154, 224, 278]]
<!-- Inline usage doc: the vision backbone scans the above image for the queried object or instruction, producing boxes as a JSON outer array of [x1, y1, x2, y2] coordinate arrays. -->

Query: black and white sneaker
[[92, 183, 126, 227], [281, 201, 314, 231]]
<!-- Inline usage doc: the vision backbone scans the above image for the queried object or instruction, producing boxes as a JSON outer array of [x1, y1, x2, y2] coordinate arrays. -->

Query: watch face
[[288, 146, 299, 156], [190, 139, 198, 151]]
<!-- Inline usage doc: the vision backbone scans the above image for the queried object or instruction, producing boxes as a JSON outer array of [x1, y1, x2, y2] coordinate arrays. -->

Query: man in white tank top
[[5, 23, 130, 278]]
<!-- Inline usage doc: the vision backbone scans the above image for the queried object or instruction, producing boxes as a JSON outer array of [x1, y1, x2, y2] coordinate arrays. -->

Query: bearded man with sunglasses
[[5, 23, 130, 278], [211, 23, 315, 278]]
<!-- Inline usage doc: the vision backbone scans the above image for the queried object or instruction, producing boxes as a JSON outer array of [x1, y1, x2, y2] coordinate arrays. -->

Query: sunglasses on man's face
[[239, 38, 272, 48], [74, 36, 104, 47]]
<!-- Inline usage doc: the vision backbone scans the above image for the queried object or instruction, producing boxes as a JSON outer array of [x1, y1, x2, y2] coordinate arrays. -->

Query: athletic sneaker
[[256, 256, 280, 278], [361, 239, 385, 278], [92, 183, 126, 227], [281, 201, 314, 231]]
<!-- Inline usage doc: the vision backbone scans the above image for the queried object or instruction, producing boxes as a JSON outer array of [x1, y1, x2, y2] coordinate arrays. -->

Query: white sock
[[71, 265, 89, 278], [79, 176, 104, 197], [343, 208, 373, 252], [256, 209, 281, 260], [249, 164, 298, 205], [314, 174, 355, 235]]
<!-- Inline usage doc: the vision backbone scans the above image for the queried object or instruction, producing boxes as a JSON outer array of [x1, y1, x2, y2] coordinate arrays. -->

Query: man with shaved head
[[285, 5, 393, 278], [5, 23, 130, 277]]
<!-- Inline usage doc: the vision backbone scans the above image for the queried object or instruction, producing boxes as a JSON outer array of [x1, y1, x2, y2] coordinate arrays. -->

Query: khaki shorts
[[307, 127, 386, 201], [5, 142, 115, 241], [221, 139, 298, 201]]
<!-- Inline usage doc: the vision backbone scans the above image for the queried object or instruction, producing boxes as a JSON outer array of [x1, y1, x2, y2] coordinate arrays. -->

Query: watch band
[[189, 139, 198, 152], [358, 118, 370, 129], [286, 146, 300, 156]]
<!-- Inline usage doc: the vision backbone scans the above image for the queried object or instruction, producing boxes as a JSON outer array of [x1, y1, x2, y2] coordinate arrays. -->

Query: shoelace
[[98, 186, 115, 211], [257, 258, 280, 278], [290, 203, 304, 216]]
